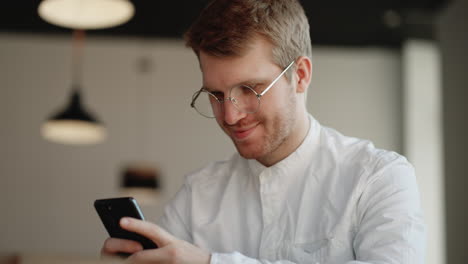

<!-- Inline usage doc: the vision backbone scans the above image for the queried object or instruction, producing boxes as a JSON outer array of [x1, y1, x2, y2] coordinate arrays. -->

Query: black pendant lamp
[[41, 30, 106, 145]]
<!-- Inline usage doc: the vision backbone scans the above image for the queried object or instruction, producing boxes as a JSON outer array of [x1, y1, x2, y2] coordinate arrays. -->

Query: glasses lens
[[230, 85, 260, 113], [192, 90, 219, 118]]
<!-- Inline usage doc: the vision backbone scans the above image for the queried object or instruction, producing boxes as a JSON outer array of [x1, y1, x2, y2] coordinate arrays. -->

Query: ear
[[293, 56, 312, 94]]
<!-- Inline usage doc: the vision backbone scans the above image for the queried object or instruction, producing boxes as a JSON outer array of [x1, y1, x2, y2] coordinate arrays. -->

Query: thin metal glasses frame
[[190, 60, 295, 118]]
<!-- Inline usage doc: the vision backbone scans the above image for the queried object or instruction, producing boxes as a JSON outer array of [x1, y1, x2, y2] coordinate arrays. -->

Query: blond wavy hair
[[184, 0, 312, 79]]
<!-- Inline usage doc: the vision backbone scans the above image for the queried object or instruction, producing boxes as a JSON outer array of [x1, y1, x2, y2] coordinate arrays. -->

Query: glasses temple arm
[[259, 60, 295, 97], [191, 89, 203, 107]]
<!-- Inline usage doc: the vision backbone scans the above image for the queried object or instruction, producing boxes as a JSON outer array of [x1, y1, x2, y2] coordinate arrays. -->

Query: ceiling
[[0, 0, 450, 48]]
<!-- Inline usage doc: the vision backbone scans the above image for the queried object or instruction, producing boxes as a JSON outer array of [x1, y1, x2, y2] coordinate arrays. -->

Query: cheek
[[258, 88, 296, 128], [263, 83, 292, 107], [258, 93, 285, 119], [215, 116, 225, 128]]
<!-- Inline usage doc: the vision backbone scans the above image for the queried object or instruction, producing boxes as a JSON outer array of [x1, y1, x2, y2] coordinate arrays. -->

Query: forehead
[[199, 37, 276, 90]]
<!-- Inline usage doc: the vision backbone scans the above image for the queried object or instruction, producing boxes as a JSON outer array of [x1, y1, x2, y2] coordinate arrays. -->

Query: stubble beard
[[233, 90, 297, 162]]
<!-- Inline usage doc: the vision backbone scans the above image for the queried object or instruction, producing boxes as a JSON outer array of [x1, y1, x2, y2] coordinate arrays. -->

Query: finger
[[125, 248, 169, 264], [120, 217, 174, 247], [101, 237, 144, 257]]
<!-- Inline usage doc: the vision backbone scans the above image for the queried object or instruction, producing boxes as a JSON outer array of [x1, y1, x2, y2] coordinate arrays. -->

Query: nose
[[222, 98, 247, 125]]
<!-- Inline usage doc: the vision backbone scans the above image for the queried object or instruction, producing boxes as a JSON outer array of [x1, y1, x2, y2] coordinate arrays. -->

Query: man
[[101, 0, 426, 263]]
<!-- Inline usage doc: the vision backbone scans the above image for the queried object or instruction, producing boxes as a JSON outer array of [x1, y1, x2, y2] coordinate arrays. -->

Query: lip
[[232, 124, 258, 141]]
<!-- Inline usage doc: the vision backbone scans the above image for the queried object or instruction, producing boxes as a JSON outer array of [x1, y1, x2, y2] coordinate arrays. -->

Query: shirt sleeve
[[352, 156, 426, 263], [157, 182, 193, 243]]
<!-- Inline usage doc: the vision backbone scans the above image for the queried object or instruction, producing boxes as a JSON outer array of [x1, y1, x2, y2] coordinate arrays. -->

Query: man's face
[[199, 37, 301, 164]]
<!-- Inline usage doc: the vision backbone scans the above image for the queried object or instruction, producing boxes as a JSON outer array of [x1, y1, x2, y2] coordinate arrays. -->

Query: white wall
[[403, 40, 445, 264], [309, 47, 402, 152], [0, 33, 402, 256]]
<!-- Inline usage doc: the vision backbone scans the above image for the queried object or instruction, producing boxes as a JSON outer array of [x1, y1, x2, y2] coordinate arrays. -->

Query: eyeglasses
[[190, 60, 295, 118]]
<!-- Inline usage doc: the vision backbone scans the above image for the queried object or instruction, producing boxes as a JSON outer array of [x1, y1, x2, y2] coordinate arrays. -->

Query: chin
[[234, 141, 266, 160]]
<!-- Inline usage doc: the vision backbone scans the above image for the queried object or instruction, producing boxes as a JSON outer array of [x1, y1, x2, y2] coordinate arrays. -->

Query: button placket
[[259, 169, 281, 260], [266, 173, 283, 260], [258, 169, 272, 259]]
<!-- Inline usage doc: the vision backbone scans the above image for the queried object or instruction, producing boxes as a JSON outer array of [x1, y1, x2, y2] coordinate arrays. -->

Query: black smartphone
[[94, 197, 158, 254]]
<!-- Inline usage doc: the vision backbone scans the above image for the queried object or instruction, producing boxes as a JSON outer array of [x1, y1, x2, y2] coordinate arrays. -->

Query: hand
[[101, 217, 211, 264]]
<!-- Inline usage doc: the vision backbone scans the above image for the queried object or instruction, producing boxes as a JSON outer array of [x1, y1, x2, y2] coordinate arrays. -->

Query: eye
[[239, 85, 254, 95], [245, 83, 262, 92], [211, 91, 224, 100]]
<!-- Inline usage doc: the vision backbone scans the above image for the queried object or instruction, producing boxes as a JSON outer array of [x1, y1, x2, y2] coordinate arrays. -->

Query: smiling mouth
[[231, 124, 258, 141]]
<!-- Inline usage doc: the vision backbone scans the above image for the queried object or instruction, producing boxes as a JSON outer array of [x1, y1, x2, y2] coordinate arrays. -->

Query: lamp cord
[[71, 30, 85, 93]]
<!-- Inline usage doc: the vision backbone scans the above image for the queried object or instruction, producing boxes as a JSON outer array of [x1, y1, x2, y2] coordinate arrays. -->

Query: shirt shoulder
[[183, 152, 244, 188], [320, 125, 411, 174], [317, 125, 415, 194]]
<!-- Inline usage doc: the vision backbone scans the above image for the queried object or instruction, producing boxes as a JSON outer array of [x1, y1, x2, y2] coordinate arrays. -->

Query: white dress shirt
[[158, 115, 426, 264]]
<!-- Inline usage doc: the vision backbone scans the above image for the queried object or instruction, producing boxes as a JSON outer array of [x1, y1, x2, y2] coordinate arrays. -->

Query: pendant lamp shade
[[38, 0, 135, 30], [120, 164, 161, 205], [41, 89, 106, 145], [41, 30, 106, 145]]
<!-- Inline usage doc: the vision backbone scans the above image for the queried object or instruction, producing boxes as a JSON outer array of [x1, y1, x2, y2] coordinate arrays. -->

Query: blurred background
[[0, 0, 466, 263]]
